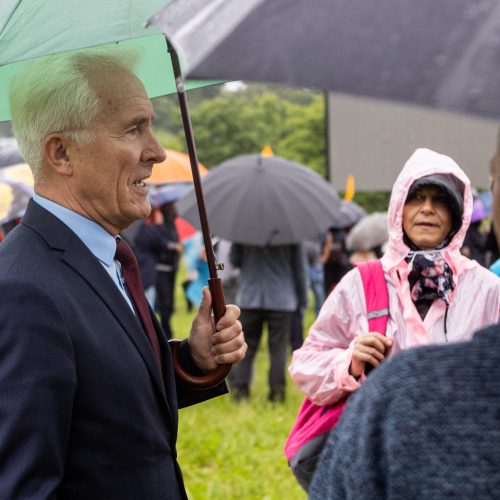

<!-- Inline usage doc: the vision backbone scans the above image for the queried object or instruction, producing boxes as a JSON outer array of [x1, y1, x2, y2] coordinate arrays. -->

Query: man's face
[[65, 68, 166, 234], [491, 148, 500, 247]]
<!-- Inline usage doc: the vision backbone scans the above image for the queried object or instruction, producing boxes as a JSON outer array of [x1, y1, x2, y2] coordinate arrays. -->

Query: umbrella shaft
[[167, 40, 218, 280]]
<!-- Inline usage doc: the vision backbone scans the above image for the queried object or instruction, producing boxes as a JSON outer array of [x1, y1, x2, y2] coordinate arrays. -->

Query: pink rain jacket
[[289, 148, 500, 406]]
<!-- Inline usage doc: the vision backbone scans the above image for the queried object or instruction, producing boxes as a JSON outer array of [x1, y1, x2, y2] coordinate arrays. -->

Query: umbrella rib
[[0, 1, 21, 37]]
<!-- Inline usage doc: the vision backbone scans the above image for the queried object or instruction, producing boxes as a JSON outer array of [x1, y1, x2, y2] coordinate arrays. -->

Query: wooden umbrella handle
[[170, 278, 231, 389]]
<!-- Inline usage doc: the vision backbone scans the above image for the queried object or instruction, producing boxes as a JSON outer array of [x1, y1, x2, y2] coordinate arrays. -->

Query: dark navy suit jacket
[[0, 200, 226, 499]]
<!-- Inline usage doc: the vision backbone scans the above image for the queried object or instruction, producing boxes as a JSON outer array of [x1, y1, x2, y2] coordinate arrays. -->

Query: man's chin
[[134, 200, 152, 220], [118, 204, 152, 230]]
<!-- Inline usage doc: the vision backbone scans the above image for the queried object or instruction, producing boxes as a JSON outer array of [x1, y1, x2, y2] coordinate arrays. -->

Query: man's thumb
[[198, 287, 212, 317]]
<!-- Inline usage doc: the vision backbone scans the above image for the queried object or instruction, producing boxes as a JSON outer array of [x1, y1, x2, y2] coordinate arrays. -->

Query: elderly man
[[0, 48, 246, 499], [309, 140, 500, 498]]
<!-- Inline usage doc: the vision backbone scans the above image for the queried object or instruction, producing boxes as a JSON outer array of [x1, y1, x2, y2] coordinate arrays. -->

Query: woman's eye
[[429, 193, 447, 205]]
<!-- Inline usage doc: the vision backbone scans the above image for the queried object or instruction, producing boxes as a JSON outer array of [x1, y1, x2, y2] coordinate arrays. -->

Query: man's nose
[[144, 133, 167, 164]]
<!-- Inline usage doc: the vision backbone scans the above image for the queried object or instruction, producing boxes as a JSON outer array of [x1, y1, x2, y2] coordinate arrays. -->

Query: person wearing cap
[[288, 148, 500, 490], [309, 142, 500, 500]]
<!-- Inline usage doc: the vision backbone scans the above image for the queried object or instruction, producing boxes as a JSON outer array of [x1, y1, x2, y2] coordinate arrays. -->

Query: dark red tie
[[115, 238, 162, 372]]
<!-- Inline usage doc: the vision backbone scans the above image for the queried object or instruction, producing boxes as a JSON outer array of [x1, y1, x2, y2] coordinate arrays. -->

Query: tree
[[178, 84, 326, 171], [277, 95, 326, 176]]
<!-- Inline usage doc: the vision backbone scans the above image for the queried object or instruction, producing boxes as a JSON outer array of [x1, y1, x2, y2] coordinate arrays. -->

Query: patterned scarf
[[407, 250, 454, 305]]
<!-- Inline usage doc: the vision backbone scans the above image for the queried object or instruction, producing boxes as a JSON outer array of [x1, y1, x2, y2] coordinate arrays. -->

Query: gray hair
[[9, 46, 139, 181]]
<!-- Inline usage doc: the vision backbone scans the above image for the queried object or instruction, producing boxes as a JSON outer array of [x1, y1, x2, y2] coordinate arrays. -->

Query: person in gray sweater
[[229, 243, 308, 402], [309, 323, 500, 499]]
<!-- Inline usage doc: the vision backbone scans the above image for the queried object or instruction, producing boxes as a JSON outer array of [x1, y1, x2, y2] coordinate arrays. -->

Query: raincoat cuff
[[333, 339, 363, 392]]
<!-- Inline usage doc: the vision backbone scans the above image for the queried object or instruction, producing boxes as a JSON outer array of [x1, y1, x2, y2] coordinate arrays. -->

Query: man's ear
[[43, 133, 73, 176]]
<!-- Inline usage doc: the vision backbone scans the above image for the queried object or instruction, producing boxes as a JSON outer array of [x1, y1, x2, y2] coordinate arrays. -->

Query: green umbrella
[[0, 0, 215, 122]]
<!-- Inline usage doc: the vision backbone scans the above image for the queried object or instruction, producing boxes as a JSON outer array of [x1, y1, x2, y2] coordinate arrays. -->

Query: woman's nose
[[420, 197, 435, 212]]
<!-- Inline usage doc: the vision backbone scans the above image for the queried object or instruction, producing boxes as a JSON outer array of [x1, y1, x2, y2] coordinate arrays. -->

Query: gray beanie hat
[[406, 173, 465, 237]]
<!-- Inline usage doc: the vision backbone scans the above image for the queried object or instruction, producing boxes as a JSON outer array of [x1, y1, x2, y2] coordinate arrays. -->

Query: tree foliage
[[152, 83, 327, 176]]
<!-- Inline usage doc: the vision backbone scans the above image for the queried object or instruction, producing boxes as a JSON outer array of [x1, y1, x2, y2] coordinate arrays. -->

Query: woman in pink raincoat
[[289, 148, 500, 406]]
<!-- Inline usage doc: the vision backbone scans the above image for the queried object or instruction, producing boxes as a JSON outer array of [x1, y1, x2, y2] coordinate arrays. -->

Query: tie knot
[[115, 238, 136, 269]]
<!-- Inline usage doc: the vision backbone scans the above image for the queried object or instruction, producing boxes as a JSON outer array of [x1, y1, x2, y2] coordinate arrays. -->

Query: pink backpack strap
[[356, 260, 389, 335]]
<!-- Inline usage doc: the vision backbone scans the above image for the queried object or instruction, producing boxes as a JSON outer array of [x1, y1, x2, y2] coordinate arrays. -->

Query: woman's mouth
[[416, 222, 437, 227]]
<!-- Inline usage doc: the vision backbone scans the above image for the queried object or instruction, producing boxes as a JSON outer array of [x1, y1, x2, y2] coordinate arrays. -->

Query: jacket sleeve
[[0, 280, 76, 498], [229, 242, 244, 268], [293, 243, 310, 311], [173, 339, 228, 409], [288, 267, 369, 405]]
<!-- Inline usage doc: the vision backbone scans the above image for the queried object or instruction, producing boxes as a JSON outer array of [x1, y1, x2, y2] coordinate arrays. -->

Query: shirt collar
[[33, 194, 117, 267]]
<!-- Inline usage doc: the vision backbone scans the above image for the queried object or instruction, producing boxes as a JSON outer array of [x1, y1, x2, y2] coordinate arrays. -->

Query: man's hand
[[349, 333, 393, 378], [188, 287, 247, 372]]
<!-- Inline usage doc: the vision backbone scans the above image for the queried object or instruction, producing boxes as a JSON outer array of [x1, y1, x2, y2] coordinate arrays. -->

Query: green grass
[[171, 265, 312, 499]]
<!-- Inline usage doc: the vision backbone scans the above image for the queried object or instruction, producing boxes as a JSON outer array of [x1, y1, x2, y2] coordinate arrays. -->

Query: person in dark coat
[[155, 201, 182, 339], [0, 47, 246, 499], [133, 212, 170, 308]]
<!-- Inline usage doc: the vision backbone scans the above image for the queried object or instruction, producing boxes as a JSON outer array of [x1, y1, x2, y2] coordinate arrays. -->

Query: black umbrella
[[148, 0, 500, 120], [176, 154, 341, 246], [333, 201, 367, 229]]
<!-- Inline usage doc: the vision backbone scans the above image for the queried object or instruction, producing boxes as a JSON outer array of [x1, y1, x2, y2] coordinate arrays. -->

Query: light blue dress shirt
[[33, 194, 134, 311]]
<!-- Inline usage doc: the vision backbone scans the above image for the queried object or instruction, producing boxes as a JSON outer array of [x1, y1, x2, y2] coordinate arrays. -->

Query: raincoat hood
[[383, 148, 473, 272]]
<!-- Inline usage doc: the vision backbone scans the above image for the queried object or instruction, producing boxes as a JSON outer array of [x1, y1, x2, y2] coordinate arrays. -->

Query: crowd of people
[[0, 44, 499, 499]]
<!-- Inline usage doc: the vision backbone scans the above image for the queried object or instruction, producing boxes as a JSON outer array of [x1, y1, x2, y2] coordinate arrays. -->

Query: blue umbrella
[[478, 190, 492, 216], [148, 183, 192, 208]]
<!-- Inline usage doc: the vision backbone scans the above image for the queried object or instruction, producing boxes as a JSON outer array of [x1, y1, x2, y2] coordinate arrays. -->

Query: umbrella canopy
[[0, 0, 218, 122], [0, 163, 34, 187], [471, 197, 489, 223], [175, 216, 197, 242], [150, 0, 500, 120], [176, 154, 341, 246], [333, 201, 367, 229], [148, 183, 192, 207], [0, 137, 23, 167], [0, 176, 33, 224], [345, 212, 389, 252], [478, 190, 493, 216], [147, 149, 208, 185]]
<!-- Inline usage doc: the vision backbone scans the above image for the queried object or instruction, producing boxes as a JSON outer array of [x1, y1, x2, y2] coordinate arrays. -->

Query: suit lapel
[[22, 201, 171, 412], [150, 308, 178, 423]]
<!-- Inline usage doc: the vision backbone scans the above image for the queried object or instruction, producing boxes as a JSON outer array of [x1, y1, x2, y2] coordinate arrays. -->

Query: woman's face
[[403, 186, 453, 250]]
